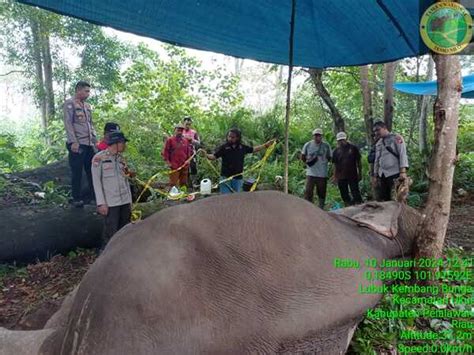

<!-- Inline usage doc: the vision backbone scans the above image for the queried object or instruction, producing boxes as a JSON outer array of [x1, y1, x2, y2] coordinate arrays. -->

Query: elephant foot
[[277, 319, 360, 354]]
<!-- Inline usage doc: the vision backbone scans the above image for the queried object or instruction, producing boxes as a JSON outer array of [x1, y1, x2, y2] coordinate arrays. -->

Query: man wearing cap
[[97, 122, 121, 151], [63, 81, 97, 207], [373, 121, 409, 201], [332, 131, 363, 206], [91, 131, 133, 248], [162, 123, 193, 188], [301, 128, 332, 209]]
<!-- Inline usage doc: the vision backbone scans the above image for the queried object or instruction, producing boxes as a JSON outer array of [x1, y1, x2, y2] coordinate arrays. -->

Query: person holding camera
[[301, 128, 332, 209]]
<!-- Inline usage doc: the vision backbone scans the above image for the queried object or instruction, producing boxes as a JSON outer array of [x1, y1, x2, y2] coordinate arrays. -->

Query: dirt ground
[[0, 250, 96, 330], [445, 195, 474, 251], [0, 197, 473, 331]]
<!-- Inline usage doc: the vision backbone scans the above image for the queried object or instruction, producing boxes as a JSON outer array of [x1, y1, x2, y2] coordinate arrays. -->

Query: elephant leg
[[45, 287, 78, 329], [277, 318, 361, 354]]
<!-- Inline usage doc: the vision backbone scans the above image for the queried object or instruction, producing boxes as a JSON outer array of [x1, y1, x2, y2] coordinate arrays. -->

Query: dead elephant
[[0, 191, 422, 354]]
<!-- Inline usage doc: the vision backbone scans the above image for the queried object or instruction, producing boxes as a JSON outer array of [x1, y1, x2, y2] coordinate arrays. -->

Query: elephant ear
[[330, 202, 401, 238]]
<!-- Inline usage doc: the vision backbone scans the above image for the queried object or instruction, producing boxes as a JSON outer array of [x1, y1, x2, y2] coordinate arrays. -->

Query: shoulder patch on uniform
[[395, 135, 404, 144], [92, 154, 104, 166]]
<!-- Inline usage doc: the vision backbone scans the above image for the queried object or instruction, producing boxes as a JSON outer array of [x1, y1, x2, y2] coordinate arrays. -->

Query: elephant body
[[1, 191, 420, 354]]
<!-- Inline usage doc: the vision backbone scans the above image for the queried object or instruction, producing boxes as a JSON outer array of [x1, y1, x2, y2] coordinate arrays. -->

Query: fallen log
[[0, 205, 102, 264], [14, 160, 72, 186], [3, 160, 278, 264], [0, 201, 167, 265]]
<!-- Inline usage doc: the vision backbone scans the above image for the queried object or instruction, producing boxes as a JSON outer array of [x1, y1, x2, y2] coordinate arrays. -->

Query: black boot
[[318, 199, 325, 210]]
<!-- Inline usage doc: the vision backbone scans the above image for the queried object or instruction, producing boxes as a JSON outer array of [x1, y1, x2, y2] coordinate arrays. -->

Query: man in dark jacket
[[206, 128, 273, 194], [332, 132, 362, 206]]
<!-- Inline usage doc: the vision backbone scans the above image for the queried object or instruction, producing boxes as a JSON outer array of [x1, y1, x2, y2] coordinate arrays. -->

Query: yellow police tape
[[130, 140, 277, 222]]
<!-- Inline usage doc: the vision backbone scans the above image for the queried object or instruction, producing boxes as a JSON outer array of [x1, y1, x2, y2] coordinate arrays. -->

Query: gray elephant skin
[[0, 191, 421, 354]]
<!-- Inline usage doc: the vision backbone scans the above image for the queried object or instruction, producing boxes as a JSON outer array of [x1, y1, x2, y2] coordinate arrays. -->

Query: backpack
[[368, 144, 376, 164]]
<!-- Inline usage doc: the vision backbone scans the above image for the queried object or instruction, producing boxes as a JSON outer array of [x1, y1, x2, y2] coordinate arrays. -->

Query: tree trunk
[[419, 56, 435, 154], [0, 205, 103, 264], [30, 17, 48, 140], [408, 57, 423, 146], [309, 68, 345, 133], [360, 65, 373, 146], [234, 58, 244, 75], [274, 65, 284, 106], [5, 161, 172, 264], [41, 30, 55, 120], [371, 64, 380, 117], [414, 54, 461, 265], [383, 61, 398, 130]]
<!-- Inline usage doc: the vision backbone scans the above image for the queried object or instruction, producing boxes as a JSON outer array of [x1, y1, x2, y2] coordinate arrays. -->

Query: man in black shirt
[[207, 128, 273, 193], [332, 132, 363, 206]]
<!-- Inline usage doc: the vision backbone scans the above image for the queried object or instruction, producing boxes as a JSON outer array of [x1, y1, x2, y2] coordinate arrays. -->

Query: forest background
[[1, 3, 473, 353], [0, 1, 473, 208]]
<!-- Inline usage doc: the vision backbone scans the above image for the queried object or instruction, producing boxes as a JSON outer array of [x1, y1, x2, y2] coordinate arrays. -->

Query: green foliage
[[350, 247, 474, 354], [0, 0, 131, 118], [0, 134, 22, 173], [2, 3, 472, 200], [0, 265, 27, 281], [458, 117, 474, 152], [41, 180, 69, 204], [454, 153, 474, 192]]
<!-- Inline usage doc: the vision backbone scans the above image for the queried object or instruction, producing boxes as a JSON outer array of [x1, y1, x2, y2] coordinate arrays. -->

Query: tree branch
[[0, 70, 26, 77]]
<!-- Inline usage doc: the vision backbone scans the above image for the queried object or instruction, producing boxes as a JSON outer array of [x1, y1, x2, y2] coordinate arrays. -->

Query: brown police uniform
[[91, 149, 132, 247], [63, 98, 97, 203], [374, 133, 409, 201]]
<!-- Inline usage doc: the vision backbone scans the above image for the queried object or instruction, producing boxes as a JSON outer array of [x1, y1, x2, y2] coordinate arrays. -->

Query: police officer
[[91, 132, 133, 248], [372, 121, 409, 201], [63, 81, 97, 207]]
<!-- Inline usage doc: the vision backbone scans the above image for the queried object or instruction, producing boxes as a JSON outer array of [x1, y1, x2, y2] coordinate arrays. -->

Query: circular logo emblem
[[420, 2, 473, 54]]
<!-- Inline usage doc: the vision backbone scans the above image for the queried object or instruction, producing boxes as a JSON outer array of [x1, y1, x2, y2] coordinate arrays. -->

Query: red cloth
[[183, 128, 197, 142], [97, 140, 108, 151], [162, 135, 192, 170]]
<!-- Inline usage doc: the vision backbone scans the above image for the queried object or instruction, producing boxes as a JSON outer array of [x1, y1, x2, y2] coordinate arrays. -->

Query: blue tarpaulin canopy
[[17, 0, 442, 68], [394, 74, 474, 99]]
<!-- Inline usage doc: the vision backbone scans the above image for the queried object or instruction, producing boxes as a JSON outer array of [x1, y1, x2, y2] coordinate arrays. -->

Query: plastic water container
[[200, 178, 212, 195]]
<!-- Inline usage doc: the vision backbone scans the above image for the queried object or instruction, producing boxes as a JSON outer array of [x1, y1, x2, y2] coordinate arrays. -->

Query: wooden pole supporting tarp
[[284, 0, 296, 194]]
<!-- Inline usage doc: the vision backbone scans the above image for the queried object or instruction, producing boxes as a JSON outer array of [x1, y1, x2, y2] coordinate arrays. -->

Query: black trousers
[[337, 179, 363, 206], [102, 204, 131, 247], [189, 158, 197, 175], [304, 176, 327, 208], [187, 158, 198, 188], [377, 174, 399, 201], [67, 143, 95, 201]]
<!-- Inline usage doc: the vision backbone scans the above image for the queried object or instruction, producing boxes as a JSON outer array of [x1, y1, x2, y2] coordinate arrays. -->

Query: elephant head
[[330, 200, 423, 260]]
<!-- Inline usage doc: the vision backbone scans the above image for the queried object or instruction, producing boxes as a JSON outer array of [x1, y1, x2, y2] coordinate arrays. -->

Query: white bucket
[[200, 178, 212, 195]]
